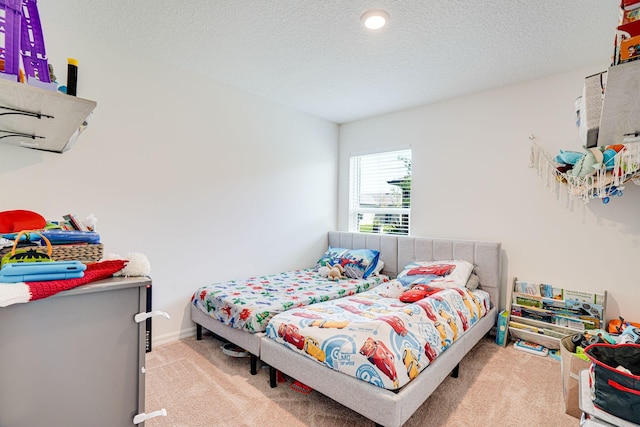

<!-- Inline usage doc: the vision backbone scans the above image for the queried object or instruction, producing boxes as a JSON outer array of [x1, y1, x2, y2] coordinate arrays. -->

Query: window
[[349, 149, 411, 235]]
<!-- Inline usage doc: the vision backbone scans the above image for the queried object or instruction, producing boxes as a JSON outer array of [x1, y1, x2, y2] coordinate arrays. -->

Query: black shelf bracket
[[0, 130, 45, 140], [0, 105, 54, 120]]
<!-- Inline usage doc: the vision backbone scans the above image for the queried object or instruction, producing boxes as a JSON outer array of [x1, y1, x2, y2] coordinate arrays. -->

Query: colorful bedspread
[[191, 269, 388, 333], [264, 285, 491, 390]]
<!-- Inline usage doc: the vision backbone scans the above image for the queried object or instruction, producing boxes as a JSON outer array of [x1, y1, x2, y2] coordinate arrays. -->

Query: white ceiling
[[42, 1, 621, 124]]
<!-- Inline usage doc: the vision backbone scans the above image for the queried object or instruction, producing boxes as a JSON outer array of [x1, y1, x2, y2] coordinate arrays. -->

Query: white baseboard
[[151, 326, 197, 348]]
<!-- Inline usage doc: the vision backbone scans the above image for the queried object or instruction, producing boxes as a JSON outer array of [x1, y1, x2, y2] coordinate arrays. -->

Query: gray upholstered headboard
[[327, 231, 502, 304]]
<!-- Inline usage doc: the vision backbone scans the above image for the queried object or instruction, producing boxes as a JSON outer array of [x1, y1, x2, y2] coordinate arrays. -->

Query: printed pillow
[[338, 249, 380, 279], [397, 260, 474, 289], [371, 260, 384, 276], [314, 247, 348, 270]]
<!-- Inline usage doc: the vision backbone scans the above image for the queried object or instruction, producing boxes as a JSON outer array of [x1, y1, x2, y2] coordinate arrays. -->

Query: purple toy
[[0, 0, 50, 82]]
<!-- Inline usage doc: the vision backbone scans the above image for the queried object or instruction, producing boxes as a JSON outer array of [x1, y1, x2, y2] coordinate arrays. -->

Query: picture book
[[539, 283, 564, 300], [514, 295, 543, 309], [563, 289, 605, 306], [513, 339, 548, 357], [514, 280, 540, 296], [509, 320, 539, 333], [495, 309, 508, 346]]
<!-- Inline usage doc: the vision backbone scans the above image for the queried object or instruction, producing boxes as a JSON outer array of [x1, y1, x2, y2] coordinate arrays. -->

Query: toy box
[[585, 343, 640, 424], [560, 335, 591, 419]]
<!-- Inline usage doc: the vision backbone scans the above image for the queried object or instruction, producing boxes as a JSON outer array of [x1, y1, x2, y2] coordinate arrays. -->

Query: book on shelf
[[514, 295, 543, 309], [514, 280, 540, 296], [621, 0, 640, 11], [563, 289, 605, 306], [509, 320, 539, 333], [510, 304, 599, 330], [510, 304, 555, 323], [621, 6, 640, 25], [539, 283, 564, 300]]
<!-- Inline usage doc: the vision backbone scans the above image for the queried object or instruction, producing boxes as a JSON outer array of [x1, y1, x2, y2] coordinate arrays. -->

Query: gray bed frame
[[191, 232, 502, 426], [259, 232, 502, 427], [191, 231, 403, 374]]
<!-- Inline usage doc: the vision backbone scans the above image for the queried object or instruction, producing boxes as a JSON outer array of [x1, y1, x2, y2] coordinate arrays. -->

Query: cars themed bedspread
[[191, 269, 388, 333], [264, 285, 491, 390]]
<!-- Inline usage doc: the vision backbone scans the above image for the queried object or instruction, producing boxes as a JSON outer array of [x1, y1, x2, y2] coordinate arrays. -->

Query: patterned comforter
[[265, 285, 491, 390], [191, 269, 388, 333]]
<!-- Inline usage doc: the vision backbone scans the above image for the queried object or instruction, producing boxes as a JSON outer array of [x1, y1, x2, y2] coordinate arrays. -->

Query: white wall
[[0, 11, 338, 343], [339, 65, 640, 323]]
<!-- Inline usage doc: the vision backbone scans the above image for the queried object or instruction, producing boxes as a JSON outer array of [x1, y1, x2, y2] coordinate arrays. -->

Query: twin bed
[[191, 231, 502, 427]]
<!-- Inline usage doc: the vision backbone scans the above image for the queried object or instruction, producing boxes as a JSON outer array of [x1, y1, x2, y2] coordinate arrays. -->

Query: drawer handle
[[133, 408, 167, 424], [134, 310, 170, 323]]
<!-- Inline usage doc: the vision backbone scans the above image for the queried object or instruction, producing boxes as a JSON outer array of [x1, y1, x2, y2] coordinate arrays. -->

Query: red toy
[[399, 284, 444, 303]]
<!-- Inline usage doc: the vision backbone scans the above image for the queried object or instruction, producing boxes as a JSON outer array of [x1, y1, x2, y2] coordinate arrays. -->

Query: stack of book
[[615, 1, 640, 64], [507, 278, 606, 350]]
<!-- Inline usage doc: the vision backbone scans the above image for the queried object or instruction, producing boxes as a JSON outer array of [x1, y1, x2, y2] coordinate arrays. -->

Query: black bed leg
[[269, 366, 277, 388], [451, 363, 460, 378], [250, 354, 258, 375], [196, 324, 202, 340]]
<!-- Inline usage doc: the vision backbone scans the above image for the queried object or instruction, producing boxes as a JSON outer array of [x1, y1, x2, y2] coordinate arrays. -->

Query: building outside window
[[349, 149, 411, 235]]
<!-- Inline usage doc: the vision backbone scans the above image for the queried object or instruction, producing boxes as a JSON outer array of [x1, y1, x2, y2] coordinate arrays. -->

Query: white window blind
[[349, 149, 411, 235]]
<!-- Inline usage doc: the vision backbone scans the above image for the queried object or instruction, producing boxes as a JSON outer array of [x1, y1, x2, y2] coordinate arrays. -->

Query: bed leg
[[196, 324, 202, 340], [250, 354, 258, 375], [269, 366, 277, 388], [451, 363, 460, 378]]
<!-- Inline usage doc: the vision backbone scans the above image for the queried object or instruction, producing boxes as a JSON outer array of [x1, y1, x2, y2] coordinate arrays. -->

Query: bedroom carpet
[[144, 333, 578, 427]]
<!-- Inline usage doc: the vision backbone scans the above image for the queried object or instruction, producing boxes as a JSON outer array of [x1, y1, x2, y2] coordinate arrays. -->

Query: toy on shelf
[[0, 0, 54, 89]]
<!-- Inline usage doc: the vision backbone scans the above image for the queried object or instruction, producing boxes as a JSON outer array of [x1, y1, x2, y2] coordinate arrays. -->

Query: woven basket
[[0, 243, 103, 263]]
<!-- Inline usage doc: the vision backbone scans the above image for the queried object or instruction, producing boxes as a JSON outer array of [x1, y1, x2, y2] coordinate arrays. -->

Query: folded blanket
[[0, 260, 126, 307]]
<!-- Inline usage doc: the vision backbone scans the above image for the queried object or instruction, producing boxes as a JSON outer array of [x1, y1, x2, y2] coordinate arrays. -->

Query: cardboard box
[[560, 335, 591, 418]]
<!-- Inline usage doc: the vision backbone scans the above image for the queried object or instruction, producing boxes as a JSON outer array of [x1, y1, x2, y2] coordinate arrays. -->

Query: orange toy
[[608, 317, 640, 334]]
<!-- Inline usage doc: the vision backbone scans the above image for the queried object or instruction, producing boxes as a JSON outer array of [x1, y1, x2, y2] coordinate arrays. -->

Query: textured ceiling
[[40, 1, 620, 124]]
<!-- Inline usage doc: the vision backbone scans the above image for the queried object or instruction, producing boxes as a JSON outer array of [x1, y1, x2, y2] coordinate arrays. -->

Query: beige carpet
[[145, 334, 579, 427]]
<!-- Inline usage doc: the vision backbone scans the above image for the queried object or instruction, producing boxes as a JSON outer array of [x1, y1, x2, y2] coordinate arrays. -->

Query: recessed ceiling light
[[361, 10, 389, 30]]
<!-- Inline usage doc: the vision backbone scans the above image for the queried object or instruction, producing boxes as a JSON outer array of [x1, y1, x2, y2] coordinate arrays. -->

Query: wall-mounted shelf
[[0, 77, 96, 153]]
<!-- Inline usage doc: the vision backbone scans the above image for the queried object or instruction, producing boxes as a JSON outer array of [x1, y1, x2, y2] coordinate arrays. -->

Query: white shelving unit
[[505, 277, 606, 350], [0, 77, 96, 153]]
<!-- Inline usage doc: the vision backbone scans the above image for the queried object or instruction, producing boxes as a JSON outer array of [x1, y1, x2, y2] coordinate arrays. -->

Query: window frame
[[348, 148, 412, 236]]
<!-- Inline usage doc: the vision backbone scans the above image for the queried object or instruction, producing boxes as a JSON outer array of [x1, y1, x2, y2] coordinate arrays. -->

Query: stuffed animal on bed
[[378, 280, 404, 298], [318, 264, 344, 281]]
